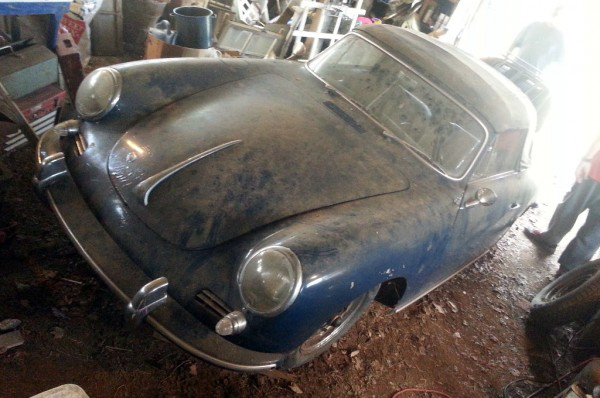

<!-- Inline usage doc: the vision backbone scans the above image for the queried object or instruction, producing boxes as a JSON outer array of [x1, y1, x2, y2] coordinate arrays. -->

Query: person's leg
[[542, 179, 600, 245], [557, 183, 600, 272], [557, 207, 600, 272]]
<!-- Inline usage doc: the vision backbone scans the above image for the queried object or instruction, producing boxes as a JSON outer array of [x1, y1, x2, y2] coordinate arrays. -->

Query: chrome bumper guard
[[126, 277, 169, 328], [34, 124, 282, 371], [33, 124, 68, 194]]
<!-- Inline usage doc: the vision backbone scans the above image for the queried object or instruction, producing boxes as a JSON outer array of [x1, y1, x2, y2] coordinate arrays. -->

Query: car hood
[[108, 73, 410, 249]]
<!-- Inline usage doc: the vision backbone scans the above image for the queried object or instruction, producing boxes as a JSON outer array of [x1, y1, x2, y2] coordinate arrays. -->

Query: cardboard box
[[2, 84, 66, 152], [0, 44, 59, 99]]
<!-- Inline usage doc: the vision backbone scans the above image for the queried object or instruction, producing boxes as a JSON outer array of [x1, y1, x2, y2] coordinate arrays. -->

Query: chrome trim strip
[[40, 152, 65, 167], [393, 248, 491, 313], [135, 140, 243, 206], [34, 169, 67, 194], [48, 193, 135, 304], [381, 130, 448, 177], [47, 192, 278, 372], [469, 170, 519, 184], [305, 31, 490, 182]]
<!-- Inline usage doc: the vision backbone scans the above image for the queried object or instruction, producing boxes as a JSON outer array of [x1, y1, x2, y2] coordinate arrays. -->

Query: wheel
[[530, 259, 600, 328], [579, 307, 600, 350], [281, 285, 379, 369]]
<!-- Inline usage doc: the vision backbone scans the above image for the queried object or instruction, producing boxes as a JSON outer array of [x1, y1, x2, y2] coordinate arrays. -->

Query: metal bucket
[[172, 6, 215, 49]]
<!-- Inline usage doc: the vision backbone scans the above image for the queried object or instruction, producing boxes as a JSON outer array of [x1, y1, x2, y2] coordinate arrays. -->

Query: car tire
[[281, 285, 380, 369], [530, 259, 600, 328]]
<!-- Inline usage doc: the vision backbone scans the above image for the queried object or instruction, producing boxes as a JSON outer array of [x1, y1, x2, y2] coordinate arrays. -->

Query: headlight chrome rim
[[75, 67, 122, 120], [237, 246, 302, 317]]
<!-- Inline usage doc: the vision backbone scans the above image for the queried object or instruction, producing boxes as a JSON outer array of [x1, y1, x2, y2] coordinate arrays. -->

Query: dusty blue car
[[34, 25, 536, 370]]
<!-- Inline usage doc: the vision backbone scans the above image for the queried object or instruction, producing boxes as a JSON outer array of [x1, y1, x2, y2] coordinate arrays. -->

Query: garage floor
[[0, 146, 585, 397]]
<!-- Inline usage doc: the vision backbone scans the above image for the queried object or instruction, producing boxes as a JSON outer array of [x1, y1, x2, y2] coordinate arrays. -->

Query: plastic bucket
[[172, 6, 215, 49]]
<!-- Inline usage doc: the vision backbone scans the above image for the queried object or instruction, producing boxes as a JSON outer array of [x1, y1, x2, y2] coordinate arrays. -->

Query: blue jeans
[[541, 178, 600, 271]]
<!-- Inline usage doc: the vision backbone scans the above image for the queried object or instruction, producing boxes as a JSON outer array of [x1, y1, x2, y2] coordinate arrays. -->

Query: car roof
[[355, 25, 536, 134]]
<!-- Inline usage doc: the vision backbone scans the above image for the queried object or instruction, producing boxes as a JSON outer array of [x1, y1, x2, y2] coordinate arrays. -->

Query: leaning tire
[[530, 259, 600, 328], [281, 285, 379, 369]]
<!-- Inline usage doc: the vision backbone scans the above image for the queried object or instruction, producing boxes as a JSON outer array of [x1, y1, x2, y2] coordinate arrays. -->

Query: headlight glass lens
[[238, 246, 302, 316], [75, 67, 121, 120]]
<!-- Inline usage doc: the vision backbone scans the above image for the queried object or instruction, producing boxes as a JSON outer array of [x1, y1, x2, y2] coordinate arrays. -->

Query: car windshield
[[307, 34, 486, 178]]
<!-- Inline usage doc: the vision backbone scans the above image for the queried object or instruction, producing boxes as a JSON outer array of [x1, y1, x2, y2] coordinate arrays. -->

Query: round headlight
[[75, 67, 121, 120], [238, 246, 302, 317]]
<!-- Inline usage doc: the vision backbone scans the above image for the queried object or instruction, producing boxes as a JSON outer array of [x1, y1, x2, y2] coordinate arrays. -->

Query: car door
[[447, 129, 530, 267]]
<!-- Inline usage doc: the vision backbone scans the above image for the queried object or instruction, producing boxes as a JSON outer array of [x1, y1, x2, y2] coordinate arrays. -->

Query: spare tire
[[530, 259, 600, 328]]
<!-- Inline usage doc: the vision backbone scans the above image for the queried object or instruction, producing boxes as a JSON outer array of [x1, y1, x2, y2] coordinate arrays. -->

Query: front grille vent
[[195, 289, 232, 318], [74, 133, 87, 156]]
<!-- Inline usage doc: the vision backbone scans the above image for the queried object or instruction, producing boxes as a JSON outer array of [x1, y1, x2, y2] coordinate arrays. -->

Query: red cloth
[[589, 151, 600, 182]]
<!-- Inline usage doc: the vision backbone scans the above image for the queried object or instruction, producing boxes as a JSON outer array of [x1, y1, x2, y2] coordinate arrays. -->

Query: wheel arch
[[374, 277, 408, 308]]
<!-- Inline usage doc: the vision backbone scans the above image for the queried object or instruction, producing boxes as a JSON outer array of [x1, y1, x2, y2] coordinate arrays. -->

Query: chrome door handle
[[464, 187, 498, 208]]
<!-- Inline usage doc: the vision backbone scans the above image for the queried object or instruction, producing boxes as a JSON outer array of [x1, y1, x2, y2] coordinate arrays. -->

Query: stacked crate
[[0, 44, 66, 152]]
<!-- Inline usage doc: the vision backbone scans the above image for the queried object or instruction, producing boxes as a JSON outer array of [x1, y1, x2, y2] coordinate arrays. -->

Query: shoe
[[523, 228, 557, 254]]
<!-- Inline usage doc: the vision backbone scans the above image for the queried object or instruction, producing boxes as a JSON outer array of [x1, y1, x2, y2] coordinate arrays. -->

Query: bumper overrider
[[34, 122, 282, 371]]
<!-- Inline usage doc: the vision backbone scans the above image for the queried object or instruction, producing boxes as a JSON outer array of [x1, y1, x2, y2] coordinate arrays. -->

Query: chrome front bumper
[[34, 125, 282, 371]]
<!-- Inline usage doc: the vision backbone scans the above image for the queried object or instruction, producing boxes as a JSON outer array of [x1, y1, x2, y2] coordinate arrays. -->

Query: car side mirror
[[476, 187, 497, 206]]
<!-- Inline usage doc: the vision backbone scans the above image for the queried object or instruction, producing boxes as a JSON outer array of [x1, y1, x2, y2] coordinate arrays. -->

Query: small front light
[[238, 246, 302, 317], [75, 67, 121, 120]]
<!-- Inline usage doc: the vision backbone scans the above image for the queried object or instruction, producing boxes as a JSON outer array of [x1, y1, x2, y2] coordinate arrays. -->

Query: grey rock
[[51, 308, 69, 320], [0, 319, 21, 332], [14, 282, 30, 292], [30, 384, 90, 398], [0, 330, 24, 353], [50, 327, 64, 339]]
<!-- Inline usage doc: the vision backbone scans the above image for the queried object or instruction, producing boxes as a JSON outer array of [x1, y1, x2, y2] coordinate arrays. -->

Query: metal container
[[172, 6, 215, 49], [122, 0, 168, 55]]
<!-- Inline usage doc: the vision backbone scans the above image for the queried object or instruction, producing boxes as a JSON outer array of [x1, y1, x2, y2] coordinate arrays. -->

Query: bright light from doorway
[[445, 0, 600, 204]]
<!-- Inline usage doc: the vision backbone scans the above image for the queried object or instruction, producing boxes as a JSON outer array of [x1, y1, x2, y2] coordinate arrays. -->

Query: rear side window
[[472, 130, 525, 179]]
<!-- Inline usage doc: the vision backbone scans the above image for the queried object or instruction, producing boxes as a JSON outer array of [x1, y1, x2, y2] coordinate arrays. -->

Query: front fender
[[81, 58, 266, 130], [231, 188, 454, 353]]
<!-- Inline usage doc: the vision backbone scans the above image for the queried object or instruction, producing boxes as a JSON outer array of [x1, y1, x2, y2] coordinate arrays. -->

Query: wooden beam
[[0, 82, 38, 144]]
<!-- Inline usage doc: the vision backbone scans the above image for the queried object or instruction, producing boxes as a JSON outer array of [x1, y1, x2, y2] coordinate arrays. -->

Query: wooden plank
[[0, 82, 38, 144]]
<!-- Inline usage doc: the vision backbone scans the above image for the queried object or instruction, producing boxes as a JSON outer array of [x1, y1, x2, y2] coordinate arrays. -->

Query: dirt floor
[[0, 145, 596, 398]]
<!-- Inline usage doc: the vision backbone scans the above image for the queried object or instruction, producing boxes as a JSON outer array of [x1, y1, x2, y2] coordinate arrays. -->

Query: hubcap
[[541, 269, 598, 303], [299, 298, 362, 355]]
